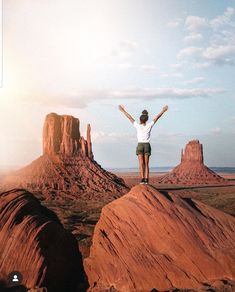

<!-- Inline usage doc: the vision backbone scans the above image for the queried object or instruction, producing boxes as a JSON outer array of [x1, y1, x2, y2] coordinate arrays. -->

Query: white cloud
[[202, 45, 235, 61], [167, 18, 183, 28], [170, 63, 183, 70], [111, 40, 138, 58], [210, 7, 235, 29], [19, 87, 226, 108], [179, 8, 235, 66], [161, 72, 183, 78], [185, 16, 208, 31], [185, 8, 235, 33], [117, 63, 157, 72], [104, 87, 225, 100], [183, 77, 206, 85], [210, 29, 235, 47], [210, 127, 222, 134], [177, 46, 203, 59], [192, 62, 211, 69], [92, 130, 135, 143], [118, 63, 134, 69], [140, 65, 157, 73], [178, 44, 235, 65], [120, 40, 138, 51], [183, 33, 203, 43]]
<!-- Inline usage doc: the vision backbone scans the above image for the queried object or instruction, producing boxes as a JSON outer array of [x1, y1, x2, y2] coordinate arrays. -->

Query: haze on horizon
[[0, 0, 235, 169]]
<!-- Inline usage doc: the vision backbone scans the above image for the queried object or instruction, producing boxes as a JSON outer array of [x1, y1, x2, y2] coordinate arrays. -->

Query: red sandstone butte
[[85, 185, 235, 292], [1, 113, 128, 200], [158, 140, 228, 185], [0, 189, 87, 291]]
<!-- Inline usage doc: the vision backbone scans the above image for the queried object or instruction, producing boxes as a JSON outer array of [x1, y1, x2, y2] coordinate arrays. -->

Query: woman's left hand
[[119, 105, 125, 112]]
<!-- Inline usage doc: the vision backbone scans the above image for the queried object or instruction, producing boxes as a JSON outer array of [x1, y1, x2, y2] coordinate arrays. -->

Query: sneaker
[[140, 178, 145, 184], [144, 178, 149, 184]]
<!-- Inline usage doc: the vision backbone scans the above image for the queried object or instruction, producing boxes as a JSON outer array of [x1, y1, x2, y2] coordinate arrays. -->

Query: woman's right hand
[[163, 105, 168, 112]]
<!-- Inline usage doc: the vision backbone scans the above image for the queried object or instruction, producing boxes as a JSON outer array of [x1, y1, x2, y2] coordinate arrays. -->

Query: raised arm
[[153, 105, 168, 124], [118, 105, 135, 124]]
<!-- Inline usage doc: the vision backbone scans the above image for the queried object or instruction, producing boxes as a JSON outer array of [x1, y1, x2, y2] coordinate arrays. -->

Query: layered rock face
[[1, 113, 127, 200], [158, 140, 228, 185], [43, 113, 92, 158], [181, 139, 204, 163], [0, 189, 87, 291], [85, 185, 235, 291]]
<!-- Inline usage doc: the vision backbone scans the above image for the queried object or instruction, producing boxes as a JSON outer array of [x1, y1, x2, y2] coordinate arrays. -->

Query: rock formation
[[43, 113, 92, 158], [86, 124, 94, 160], [85, 185, 235, 291], [158, 140, 228, 185], [0, 189, 87, 291], [181, 139, 204, 163], [1, 113, 128, 200]]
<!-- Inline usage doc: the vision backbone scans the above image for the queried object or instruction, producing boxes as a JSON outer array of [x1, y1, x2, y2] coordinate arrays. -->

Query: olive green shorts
[[136, 142, 151, 156]]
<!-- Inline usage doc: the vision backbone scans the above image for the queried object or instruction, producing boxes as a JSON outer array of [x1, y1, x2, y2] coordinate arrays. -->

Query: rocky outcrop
[[85, 185, 235, 291], [181, 139, 204, 163], [0, 189, 87, 291], [158, 140, 228, 185], [43, 112, 91, 157], [1, 113, 128, 200], [86, 124, 93, 160]]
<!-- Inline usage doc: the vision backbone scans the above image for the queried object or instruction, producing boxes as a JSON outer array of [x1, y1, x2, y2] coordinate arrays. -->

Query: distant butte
[[1, 113, 128, 200], [158, 140, 229, 186]]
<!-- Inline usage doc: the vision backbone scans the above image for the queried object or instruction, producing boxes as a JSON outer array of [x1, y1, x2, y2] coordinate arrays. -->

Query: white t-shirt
[[133, 120, 155, 143]]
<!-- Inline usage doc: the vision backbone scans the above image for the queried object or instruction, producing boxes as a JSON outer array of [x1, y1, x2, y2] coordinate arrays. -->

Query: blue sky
[[0, 0, 235, 168]]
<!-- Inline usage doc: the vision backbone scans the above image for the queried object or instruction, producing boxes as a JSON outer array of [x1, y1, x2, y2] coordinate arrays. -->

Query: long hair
[[140, 110, 148, 124]]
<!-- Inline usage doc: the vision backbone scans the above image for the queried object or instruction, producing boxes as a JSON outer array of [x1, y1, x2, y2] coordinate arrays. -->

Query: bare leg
[[138, 154, 145, 179], [144, 154, 150, 179]]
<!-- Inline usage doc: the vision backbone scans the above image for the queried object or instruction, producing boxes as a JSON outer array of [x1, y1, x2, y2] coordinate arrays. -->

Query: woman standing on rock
[[119, 105, 168, 184]]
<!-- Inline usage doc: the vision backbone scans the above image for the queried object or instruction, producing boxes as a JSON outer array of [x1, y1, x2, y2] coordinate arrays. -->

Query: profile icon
[[7, 271, 23, 286], [12, 274, 19, 282]]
